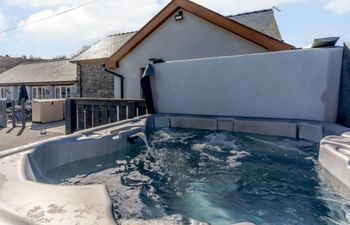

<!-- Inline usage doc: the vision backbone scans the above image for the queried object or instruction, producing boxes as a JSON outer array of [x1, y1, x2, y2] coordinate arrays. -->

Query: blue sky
[[277, 0, 350, 47], [0, 0, 349, 58]]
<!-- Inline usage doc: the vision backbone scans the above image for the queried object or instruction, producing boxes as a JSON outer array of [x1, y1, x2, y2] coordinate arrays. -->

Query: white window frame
[[32, 87, 44, 100], [0, 87, 7, 98], [54, 86, 71, 99], [55, 87, 60, 99]]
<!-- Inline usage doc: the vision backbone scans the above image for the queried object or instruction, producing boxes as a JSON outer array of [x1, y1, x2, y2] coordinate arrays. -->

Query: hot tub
[[0, 114, 349, 225]]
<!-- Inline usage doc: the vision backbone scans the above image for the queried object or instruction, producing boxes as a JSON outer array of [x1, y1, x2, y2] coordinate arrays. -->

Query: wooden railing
[[65, 98, 147, 134]]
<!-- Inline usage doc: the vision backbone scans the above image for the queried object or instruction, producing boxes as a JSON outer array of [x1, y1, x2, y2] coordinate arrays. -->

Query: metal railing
[[65, 98, 147, 134]]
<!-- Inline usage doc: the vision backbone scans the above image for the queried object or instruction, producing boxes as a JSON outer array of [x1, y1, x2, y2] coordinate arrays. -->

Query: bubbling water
[[43, 128, 350, 225]]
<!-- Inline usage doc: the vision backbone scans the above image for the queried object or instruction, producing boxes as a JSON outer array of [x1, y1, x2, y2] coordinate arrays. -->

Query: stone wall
[[80, 63, 114, 98], [337, 43, 350, 127]]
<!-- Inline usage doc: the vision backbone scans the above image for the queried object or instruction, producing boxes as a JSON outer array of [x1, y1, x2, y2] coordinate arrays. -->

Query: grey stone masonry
[[80, 63, 114, 98], [337, 43, 350, 127]]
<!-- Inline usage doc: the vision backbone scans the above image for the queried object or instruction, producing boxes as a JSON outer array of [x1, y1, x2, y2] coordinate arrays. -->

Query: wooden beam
[[105, 0, 294, 69], [177, 0, 293, 51], [70, 58, 108, 64], [106, 1, 179, 69]]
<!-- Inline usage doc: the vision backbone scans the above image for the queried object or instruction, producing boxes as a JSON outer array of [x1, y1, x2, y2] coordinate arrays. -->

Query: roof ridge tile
[[107, 31, 138, 37], [227, 8, 273, 18], [20, 59, 70, 65]]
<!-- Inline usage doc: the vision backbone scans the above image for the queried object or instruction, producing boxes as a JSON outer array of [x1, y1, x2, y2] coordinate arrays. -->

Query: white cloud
[[13, 0, 308, 56], [16, 0, 306, 44], [325, 0, 350, 14], [17, 0, 163, 45], [8, 0, 305, 12], [191, 0, 305, 15], [5, 0, 86, 8], [0, 12, 6, 41]]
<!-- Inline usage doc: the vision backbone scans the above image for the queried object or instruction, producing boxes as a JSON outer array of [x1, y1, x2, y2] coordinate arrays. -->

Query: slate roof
[[71, 32, 137, 63], [0, 60, 77, 86], [73, 9, 282, 63], [228, 9, 282, 41]]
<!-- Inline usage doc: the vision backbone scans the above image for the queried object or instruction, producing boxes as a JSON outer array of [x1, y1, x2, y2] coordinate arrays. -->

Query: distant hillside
[[0, 56, 45, 74]]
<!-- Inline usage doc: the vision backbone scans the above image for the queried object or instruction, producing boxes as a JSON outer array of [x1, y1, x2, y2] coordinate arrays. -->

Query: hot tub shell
[[319, 133, 350, 189], [0, 114, 349, 224]]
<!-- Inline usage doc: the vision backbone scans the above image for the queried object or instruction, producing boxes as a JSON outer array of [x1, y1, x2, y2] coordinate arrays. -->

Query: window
[[32, 87, 44, 99], [62, 86, 67, 98], [54, 86, 71, 99], [55, 87, 60, 98], [0, 87, 7, 98], [66, 86, 71, 98]]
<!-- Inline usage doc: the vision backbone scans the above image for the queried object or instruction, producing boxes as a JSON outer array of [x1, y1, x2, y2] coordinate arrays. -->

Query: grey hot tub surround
[[0, 114, 349, 224]]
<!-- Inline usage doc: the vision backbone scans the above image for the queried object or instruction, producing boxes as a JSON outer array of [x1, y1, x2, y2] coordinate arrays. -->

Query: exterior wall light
[[149, 58, 164, 64], [175, 11, 184, 21]]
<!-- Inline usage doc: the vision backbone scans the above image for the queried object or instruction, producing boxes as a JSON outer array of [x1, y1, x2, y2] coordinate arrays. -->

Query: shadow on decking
[[4, 127, 25, 136], [17, 128, 25, 136], [5, 127, 15, 134]]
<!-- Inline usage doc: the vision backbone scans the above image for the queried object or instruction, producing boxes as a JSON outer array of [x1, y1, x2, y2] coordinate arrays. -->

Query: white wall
[[151, 48, 343, 123], [9, 86, 17, 101], [0, 86, 19, 101], [113, 9, 267, 99]]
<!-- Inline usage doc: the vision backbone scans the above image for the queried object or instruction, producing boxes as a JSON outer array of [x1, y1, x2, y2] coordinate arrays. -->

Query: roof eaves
[[105, 0, 179, 69], [106, 0, 294, 69], [70, 57, 108, 64], [0, 80, 78, 87]]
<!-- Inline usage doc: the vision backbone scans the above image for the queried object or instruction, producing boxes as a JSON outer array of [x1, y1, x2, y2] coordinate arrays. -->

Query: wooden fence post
[[0, 99, 7, 128], [128, 101, 136, 119], [11, 100, 16, 128], [21, 98, 25, 128], [65, 98, 146, 133], [65, 99, 74, 134]]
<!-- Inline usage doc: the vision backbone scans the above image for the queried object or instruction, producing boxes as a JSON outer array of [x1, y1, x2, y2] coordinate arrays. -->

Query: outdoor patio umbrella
[[18, 83, 29, 102]]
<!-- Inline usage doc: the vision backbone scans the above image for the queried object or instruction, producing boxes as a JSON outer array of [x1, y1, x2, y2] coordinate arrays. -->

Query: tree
[[53, 55, 68, 60]]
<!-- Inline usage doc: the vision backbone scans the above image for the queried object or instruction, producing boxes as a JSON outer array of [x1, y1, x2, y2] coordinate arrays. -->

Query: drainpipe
[[141, 64, 155, 114], [104, 67, 124, 99], [140, 58, 164, 114], [77, 63, 83, 97]]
